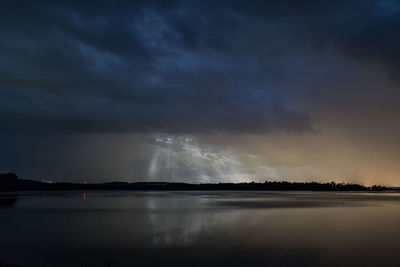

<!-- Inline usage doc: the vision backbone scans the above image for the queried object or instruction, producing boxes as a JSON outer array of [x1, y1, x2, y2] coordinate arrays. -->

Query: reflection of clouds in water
[[151, 215, 216, 246], [145, 194, 237, 246], [143, 191, 400, 246], [4, 192, 400, 267], [147, 134, 247, 183]]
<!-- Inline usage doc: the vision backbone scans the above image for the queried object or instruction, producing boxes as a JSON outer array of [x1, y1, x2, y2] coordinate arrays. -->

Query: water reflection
[[145, 195, 233, 246], [0, 195, 17, 208], [1, 191, 400, 266]]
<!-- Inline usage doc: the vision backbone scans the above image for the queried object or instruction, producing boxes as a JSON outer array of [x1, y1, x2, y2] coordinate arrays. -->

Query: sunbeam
[[147, 134, 246, 183]]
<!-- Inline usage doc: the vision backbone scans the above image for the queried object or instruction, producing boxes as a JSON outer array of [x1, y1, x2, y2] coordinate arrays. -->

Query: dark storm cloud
[[0, 0, 307, 134], [227, 0, 400, 74], [1, 0, 400, 135]]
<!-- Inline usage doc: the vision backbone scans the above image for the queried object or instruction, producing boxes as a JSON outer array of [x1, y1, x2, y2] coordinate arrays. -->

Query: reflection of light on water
[[145, 195, 239, 246], [83, 193, 86, 200], [147, 134, 247, 183]]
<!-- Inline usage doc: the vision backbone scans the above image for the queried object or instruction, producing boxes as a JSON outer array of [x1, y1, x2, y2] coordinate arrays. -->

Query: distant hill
[[0, 173, 390, 192]]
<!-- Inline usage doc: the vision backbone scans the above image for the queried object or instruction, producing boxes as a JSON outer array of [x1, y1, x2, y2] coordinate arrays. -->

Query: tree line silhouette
[[0, 173, 388, 192]]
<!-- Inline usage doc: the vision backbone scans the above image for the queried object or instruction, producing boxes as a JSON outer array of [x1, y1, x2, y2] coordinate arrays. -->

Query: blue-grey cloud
[[0, 0, 317, 134], [2, 0, 400, 183]]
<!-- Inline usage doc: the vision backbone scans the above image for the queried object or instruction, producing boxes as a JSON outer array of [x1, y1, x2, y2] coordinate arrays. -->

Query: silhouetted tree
[[0, 173, 388, 191], [0, 173, 20, 191]]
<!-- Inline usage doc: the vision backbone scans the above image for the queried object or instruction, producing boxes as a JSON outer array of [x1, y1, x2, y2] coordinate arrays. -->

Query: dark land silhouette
[[0, 173, 389, 192]]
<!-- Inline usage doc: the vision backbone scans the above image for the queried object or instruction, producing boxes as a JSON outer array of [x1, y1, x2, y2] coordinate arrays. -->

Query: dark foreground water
[[1, 191, 400, 267]]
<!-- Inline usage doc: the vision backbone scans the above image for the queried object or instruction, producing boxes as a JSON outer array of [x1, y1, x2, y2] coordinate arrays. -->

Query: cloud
[[226, 0, 400, 77], [2, 0, 400, 184], [0, 0, 316, 134], [2, 1, 400, 135]]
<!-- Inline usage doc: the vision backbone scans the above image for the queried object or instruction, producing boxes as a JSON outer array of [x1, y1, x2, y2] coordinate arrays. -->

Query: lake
[[1, 191, 400, 266]]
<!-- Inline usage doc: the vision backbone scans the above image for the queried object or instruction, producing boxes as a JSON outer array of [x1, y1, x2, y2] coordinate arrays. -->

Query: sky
[[1, 0, 400, 185]]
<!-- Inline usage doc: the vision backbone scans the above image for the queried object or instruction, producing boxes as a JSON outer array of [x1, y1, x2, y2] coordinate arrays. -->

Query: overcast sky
[[1, 0, 400, 185]]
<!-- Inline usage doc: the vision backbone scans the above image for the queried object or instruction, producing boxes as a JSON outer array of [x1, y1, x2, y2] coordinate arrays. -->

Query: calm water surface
[[1, 191, 400, 267]]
